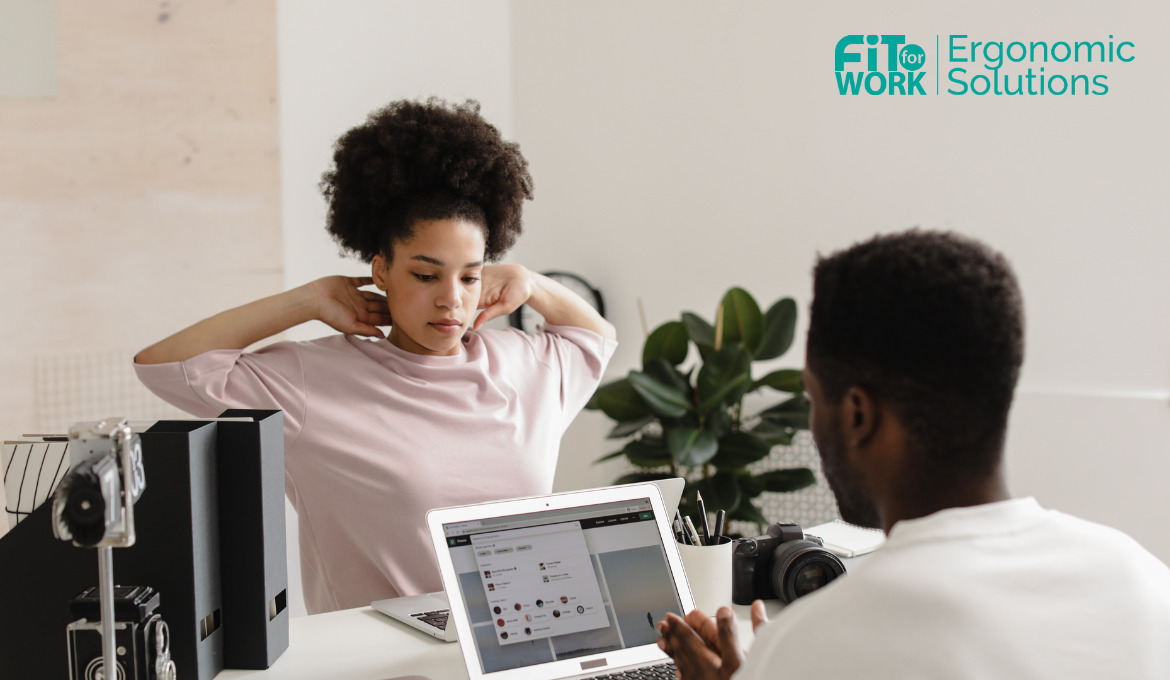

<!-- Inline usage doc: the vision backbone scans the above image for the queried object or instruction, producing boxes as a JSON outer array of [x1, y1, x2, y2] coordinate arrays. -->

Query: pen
[[712, 509, 726, 541], [683, 516, 703, 546], [696, 491, 711, 545], [673, 517, 689, 545]]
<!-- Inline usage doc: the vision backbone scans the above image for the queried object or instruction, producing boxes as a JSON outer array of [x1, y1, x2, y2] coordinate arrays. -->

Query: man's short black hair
[[806, 230, 1025, 485]]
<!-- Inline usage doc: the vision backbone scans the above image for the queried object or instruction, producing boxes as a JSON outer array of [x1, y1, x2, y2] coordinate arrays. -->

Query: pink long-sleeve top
[[134, 325, 616, 614]]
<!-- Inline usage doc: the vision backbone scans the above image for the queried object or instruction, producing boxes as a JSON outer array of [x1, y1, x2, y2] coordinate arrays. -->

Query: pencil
[[712, 509, 726, 541], [683, 516, 703, 546], [696, 491, 711, 545]]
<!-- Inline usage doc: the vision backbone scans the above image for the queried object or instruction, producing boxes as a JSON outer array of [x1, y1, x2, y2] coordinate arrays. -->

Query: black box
[[215, 409, 289, 668]]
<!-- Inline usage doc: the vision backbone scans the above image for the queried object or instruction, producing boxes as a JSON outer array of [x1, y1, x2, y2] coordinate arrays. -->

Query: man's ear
[[371, 254, 389, 291], [843, 386, 879, 448]]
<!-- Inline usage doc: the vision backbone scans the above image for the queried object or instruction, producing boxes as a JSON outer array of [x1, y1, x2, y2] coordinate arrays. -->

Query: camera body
[[52, 417, 146, 548], [67, 585, 176, 680], [731, 522, 846, 605]]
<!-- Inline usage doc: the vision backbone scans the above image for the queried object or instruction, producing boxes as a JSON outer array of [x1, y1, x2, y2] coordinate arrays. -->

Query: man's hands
[[656, 602, 769, 680], [308, 276, 391, 338]]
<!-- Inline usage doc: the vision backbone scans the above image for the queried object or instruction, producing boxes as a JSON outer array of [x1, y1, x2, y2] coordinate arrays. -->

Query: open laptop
[[425, 481, 694, 680], [372, 478, 685, 643]]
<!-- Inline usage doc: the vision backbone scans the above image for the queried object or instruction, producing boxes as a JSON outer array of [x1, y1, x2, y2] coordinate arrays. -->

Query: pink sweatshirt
[[134, 325, 616, 614]]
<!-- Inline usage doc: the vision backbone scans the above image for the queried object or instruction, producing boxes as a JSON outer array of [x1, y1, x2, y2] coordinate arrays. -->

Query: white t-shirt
[[135, 325, 616, 614], [737, 498, 1170, 679]]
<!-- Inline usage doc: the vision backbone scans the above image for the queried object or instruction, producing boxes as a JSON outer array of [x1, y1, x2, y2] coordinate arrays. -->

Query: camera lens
[[792, 563, 830, 598], [61, 473, 110, 547], [770, 541, 846, 604]]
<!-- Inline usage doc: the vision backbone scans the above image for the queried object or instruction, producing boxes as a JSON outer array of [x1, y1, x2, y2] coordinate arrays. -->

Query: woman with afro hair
[[135, 99, 616, 614]]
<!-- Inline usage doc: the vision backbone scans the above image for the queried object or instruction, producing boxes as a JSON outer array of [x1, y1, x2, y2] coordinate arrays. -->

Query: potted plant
[[586, 288, 814, 531]]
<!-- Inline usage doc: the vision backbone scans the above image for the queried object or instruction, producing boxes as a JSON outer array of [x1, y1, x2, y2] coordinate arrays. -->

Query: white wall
[[509, 0, 1170, 558], [0, 2, 281, 538]]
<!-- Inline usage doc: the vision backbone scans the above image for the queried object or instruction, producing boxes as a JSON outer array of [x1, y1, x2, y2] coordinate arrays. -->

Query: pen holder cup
[[676, 536, 733, 615]]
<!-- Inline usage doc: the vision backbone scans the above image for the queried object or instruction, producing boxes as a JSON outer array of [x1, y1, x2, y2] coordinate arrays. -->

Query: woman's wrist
[[299, 280, 329, 324]]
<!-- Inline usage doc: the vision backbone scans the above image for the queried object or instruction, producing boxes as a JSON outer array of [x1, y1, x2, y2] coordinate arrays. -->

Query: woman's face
[[372, 218, 486, 356]]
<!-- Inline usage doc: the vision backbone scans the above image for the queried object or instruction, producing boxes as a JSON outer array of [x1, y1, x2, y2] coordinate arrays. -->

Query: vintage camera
[[52, 418, 146, 548], [731, 522, 846, 605], [51, 418, 174, 679], [67, 585, 176, 680]]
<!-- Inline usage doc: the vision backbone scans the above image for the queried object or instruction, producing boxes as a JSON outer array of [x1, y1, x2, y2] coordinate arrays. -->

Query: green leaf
[[718, 288, 763, 353], [623, 437, 674, 468], [628, 370, 691, 418], [696, 345, 752, 410], [751, 368, 803, 393], [590, 378, 652, 421], [643, 321, 690, 366], [747, 418, 794, 446], [695, 472, 743, 515], [606, 415, 656, 439], [756, 467, 816, 492], [738, 474, 765, 498], [594, 449, 628, 464], [705, 408, 733, 439], [710, 432, 774, 469], [643, 358, 692, 396], [755, 298, 797, 360], [681, 312, 715, 348], [667, 427, 719, 467], [728, 498, 768, 529], [757, 395, 810, 429], [614, 471, 678, 486], [697, 375, 752, 415]]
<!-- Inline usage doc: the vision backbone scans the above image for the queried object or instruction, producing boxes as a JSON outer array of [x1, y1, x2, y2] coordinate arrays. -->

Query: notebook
[[426, 482, 694, 680], [371, 478, 685, 644], [805, 519, 886, 558]]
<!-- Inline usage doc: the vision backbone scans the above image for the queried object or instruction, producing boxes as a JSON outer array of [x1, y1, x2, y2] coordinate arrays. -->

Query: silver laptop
[[372, 478, 685, 644], [425, 481, 694, 680]]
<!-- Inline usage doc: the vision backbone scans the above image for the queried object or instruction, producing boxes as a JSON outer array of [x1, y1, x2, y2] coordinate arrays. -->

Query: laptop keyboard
[[590, 661, 678, 679], [411, 609, 449, 631]]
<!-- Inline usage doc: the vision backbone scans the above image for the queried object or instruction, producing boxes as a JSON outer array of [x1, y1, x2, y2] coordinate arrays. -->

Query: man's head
[[805, 230, 1024, 528]]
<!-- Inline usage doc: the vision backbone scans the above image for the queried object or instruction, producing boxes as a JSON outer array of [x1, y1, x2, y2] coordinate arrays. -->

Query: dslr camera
[[67, 585, 176, 680], [731, 522, 846, 605]]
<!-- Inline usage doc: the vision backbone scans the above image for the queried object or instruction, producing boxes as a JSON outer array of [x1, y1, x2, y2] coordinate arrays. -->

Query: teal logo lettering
[[834, 34, 926, 95]]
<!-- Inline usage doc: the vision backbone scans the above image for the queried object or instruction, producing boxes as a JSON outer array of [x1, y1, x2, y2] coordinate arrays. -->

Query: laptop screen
[[440, 497, 685, 675]]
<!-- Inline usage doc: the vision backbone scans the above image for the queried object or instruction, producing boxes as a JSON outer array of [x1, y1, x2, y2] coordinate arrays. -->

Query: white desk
[[215, 550, 870, 679], [214, 602, 781, 680]]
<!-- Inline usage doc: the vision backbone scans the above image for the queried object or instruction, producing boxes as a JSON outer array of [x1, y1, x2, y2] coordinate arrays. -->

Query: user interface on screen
[[441, 498, 684, 674]]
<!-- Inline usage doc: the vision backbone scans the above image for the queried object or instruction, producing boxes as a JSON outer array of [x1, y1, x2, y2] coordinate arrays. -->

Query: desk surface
[[215, 602, 782, 680]]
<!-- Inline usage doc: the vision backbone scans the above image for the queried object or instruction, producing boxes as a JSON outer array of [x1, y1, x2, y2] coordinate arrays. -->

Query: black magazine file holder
[[0, 420, 224, 680], [216, 408, 289, 668]]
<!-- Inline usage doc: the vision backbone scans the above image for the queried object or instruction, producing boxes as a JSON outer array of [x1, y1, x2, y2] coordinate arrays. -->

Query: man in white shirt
[[657, 230, 1170, 679]]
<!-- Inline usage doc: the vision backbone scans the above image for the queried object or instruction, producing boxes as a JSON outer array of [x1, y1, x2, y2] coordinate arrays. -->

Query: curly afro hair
[[807, 229, 1025, 484], [319, 98, 533, 263]]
